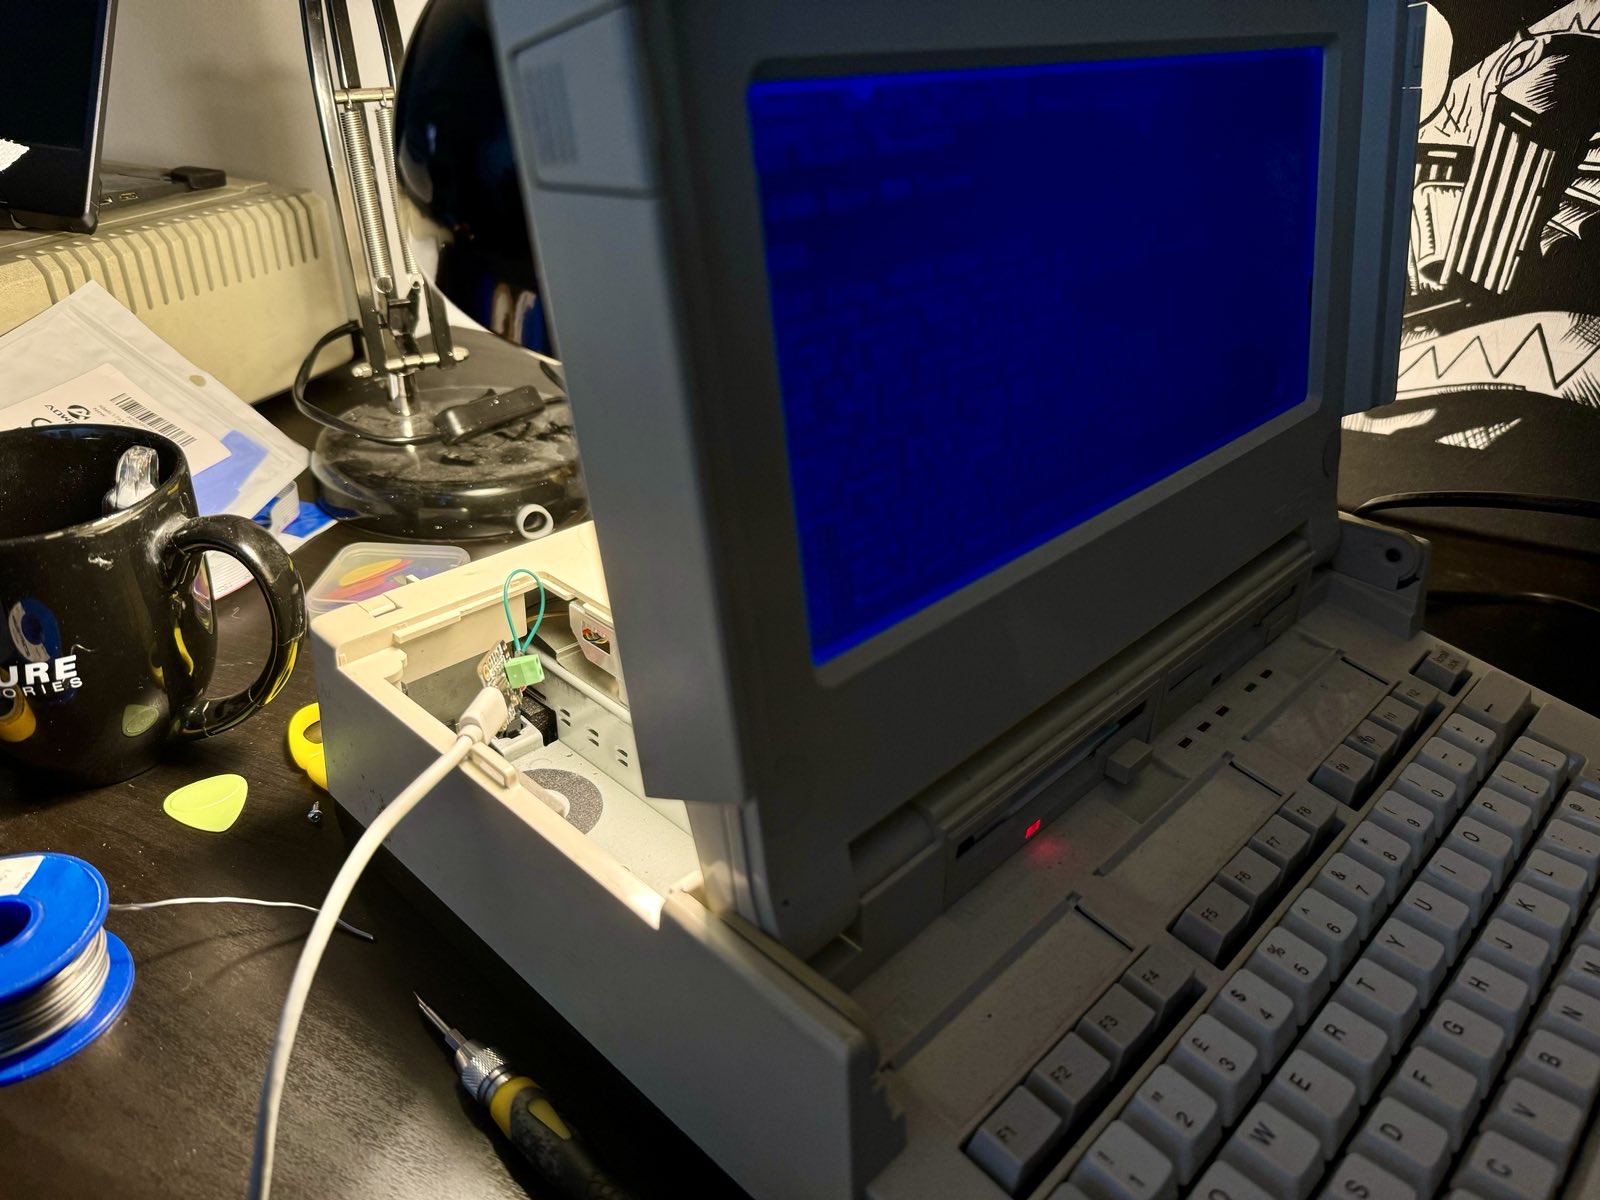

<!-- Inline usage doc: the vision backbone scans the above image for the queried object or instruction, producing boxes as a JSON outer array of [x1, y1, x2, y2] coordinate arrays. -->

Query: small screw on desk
[[307, 800, 322, 825]]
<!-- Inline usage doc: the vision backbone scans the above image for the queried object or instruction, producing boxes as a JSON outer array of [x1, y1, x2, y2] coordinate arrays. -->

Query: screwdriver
[[416, 995, 635, 1200]]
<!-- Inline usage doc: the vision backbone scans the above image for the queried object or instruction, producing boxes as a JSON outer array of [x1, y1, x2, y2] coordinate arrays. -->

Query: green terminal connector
[[504, 653, 545, 688]]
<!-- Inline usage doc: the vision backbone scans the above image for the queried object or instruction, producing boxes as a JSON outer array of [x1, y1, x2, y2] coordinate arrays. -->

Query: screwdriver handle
[[490, 1076, 635, 1200]]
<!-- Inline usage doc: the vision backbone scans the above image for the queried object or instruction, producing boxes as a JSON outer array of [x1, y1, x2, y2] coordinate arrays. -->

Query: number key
[[1249, 925, 1331, 1023], [1123, 1064, 1221, 1185]]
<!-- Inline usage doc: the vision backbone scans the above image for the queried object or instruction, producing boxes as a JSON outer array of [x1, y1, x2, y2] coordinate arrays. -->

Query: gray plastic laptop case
[[484, 0, 1422, 956]]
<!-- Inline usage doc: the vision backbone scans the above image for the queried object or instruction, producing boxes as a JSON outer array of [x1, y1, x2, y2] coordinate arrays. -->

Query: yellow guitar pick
[[163, 774, 248, 833]]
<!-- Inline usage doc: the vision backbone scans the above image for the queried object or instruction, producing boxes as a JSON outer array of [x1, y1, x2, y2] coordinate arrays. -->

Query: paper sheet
[[3, 364, 230, 475]]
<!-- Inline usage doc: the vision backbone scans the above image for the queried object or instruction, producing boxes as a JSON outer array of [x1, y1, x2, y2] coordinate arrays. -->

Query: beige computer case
[[0, 180, 350, 403]]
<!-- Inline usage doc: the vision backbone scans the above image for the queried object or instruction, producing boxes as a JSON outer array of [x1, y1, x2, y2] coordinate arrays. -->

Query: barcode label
[[113, 392, 197, 448]]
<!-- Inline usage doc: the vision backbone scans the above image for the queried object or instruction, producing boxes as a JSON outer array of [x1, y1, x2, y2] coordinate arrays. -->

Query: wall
[[103, 0, 429, 207]]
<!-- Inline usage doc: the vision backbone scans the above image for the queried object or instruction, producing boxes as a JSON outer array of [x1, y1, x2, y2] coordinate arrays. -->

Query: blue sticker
[[283, 501, 335, 538], [192, 431, 268, 513]]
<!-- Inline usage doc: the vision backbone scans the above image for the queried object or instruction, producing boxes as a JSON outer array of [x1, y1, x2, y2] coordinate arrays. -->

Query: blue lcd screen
[[746, 47, 1325, 665]]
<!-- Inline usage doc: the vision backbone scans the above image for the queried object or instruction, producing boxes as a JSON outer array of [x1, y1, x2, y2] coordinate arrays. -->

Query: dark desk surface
[[6, 390, 1599, 1200], [1340, 390, 1600, 714], [0, 396, 744, 1200]]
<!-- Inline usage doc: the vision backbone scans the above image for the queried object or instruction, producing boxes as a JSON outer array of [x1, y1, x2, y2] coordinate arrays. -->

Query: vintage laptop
[[313, 2, 1600, 1197]]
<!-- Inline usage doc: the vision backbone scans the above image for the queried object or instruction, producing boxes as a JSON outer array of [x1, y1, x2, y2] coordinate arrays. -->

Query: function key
[[1312, 744, 1377, 808], [1173, 882, 1250, 964], [966, 1087, 1063, 1194], [1279, 791, 1339, 840], [1367, 694, 1422, 742], [1119, 945, 1195, 1028], [1414, 647, 1470, 694], [1391, 677, 1441, 719]]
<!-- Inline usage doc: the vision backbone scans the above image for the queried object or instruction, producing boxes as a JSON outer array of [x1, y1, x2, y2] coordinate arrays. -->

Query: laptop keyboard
[[967, 666, 1600, 1199]]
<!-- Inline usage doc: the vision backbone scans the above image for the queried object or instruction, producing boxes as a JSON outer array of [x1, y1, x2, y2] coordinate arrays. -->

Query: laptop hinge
[[814, 532, 1318, 985]]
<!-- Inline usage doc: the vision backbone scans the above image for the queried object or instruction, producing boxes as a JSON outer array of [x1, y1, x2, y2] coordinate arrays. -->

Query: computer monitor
[[491, 0, 1418, 953], [0, 0, 117, 232]]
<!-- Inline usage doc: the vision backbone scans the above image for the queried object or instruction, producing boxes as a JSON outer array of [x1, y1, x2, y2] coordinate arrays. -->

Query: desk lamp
[[292, 0, 585, 540]]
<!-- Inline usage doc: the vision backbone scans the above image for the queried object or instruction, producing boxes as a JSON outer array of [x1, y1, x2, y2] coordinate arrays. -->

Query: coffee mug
[[0, 425, 307, 790]]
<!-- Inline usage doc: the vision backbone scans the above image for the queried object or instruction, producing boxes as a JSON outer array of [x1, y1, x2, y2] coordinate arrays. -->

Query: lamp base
[[304, 329, 586, 541]]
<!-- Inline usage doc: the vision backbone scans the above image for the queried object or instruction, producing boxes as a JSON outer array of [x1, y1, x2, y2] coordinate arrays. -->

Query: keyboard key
[[1169, 1014, 1261, 1123], [1417, 737, 1477, 796], [1317, 854, 1385, 938], [1554, 790, 1600, 836], [1069, 1119, 1176, 1200], [1047, 1186, 1091, 1200], [1280, 791, 1340, 840], [1368, 695, 1422, 742], [968, 1087, 1063, 1192], [1369, 791, 1437, 855], [1504, 737, 1569, 792], [1266, 1049, 1360, 1158], [1212, 969, 1296, 1064], [1337, 959, 1421, 1044], [1537, 818, 1600, 882], [1421, 1000, 1509, 1087], [1215, 848, 1283, 920], [1561, 943, 1600, 1000], [1414, 648, 1470, 694], [1396, 880, 1471, 957], [1386, 1045, 1482, 1150], [1173, 883, 1250, 964], [1538, 984, 1600, 1054], [1285, 888, 1360, 974], [1516, 849, 1590, 911], [1456, 671, 1534, 740], [1313, 745, 1377, 808], [1394, 762, 1460, 821], [1123, 1064, 1220, 1185], [1452, 1131, 1558, 1200], [1484, 761, 1552, 819], [1249, 815, 1312, 873], [1352, 1098, 1451, 1194], [1250, 926, 1331, 1023], [1580, 907, 1600, 950], [1345, 822, 1414, 903], [1445, 818, 1515, 890], [1423, 848, 1495, 925], [1345, 720, 1398, 769], [1321, 1154, 1418, 1200], [1475, 918, 1555, 990], [1447, 957, 1532, 1031], [1223, 1101, 1322, 1200], [1525, 704, 1595, 778], [1465, 791, 1535, 856], [1368, 918, 1447, 1000], [1026, 1032, 1110, 1124], [1511, 1030, 1600, 1108], [1391, 677, 1440, 718], [1484, 1077, 1584, 1167], [1076, 985, 1157, 1077], [1497, 882, 1573, 943], [1119, 945, 1195, 1028], [1440, 714, 1498, 775], [1304, 1000, 1392, 1102], [1189, 1161, 1274, 1200]]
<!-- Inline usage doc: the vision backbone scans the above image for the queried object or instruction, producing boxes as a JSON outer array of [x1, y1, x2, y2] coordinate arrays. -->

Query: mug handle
[[169, 514, 307, 739]]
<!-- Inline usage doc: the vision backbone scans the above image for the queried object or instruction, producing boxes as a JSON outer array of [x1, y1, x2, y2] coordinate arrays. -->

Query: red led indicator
[[1024, 819, 1042, 841]]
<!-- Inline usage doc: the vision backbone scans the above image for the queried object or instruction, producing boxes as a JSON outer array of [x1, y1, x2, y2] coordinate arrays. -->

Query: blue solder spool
[[0, 852, 135, 1085]]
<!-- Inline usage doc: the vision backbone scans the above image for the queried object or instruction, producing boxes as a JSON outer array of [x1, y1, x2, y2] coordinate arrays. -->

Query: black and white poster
[[1347, 0, 1600, 451]]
